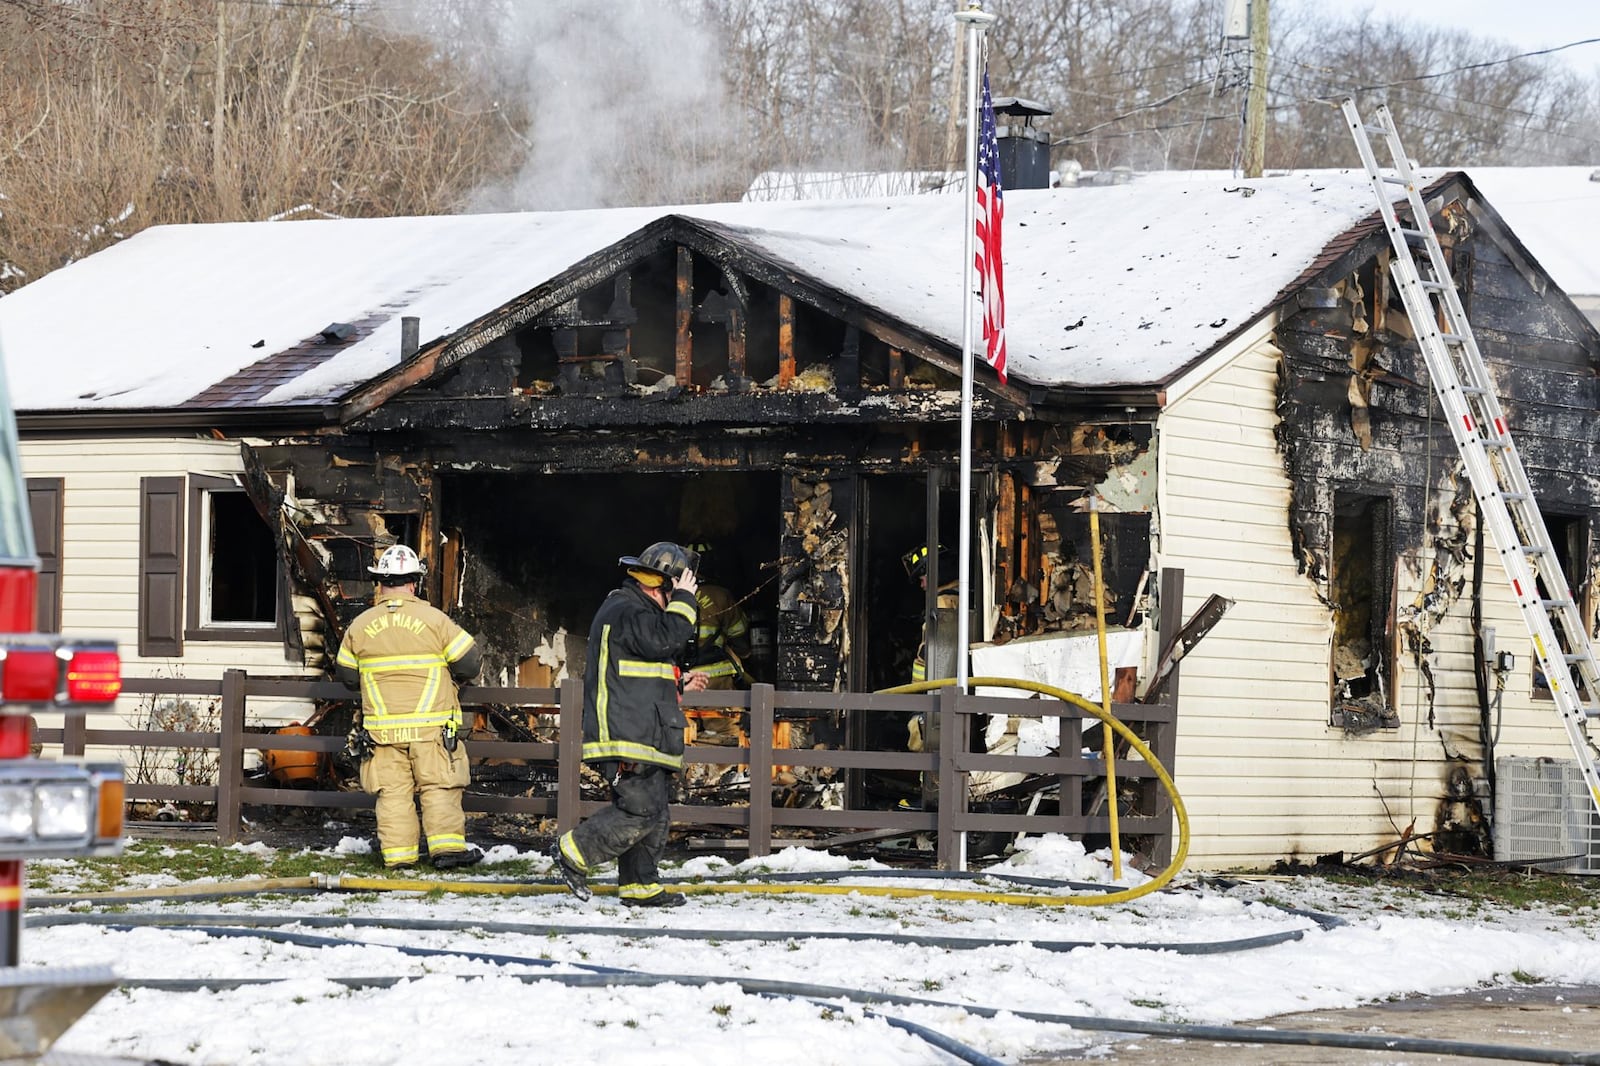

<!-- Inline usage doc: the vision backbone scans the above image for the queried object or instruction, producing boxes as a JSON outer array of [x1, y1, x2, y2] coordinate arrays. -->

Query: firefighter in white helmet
[[335, 544, 483, 870]]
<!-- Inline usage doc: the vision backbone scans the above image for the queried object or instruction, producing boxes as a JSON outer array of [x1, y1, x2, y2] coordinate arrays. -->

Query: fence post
[[216, 669, 245, 844], [747, 684, 775, 858], [62, 713, 86, 758], [935, 687, 965, 869], [557, 678, 583, 838], [1149, 567, 1185, 866]]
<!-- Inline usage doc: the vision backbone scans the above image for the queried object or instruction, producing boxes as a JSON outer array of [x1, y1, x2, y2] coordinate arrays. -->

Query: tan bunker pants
[[359, 738, 471, 867]]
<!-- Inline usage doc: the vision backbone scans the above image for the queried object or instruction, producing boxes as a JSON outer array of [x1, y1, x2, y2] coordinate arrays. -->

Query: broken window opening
[[1531, 511, 1588, 701], [188, 477, 279, 640], [1330, 491, 1398, 731]]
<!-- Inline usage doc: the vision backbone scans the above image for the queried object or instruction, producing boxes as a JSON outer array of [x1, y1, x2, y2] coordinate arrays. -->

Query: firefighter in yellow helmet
[[551, 541, 708, 908], [905, 544, 958, 684], [679, 543, 753, 746], [335, 544, 483, 870]]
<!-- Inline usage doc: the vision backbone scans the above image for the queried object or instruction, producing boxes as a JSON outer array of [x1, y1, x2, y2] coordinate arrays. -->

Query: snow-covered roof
[[1459, 167, 1600, 299], [0, 171, 1427, 413]]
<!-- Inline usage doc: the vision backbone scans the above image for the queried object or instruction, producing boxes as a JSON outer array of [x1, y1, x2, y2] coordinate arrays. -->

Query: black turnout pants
[[569, 763, 672, 897]]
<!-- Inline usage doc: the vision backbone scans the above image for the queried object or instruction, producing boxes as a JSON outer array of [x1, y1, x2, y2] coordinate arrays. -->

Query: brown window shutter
[[139, 476, 184, 657], [26, 478, 62, 634]]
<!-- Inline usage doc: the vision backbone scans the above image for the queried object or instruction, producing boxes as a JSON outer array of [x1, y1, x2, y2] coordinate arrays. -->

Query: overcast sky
[[1278, 0, 1600, 67]]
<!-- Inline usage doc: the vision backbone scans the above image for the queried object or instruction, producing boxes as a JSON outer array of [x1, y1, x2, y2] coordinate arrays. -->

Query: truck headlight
[[35, 782, 92, 839], [0, 762, 123, 857]]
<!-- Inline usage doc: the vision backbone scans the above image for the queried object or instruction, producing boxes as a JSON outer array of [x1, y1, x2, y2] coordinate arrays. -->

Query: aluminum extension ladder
[[1341, 97, 1600, 817]]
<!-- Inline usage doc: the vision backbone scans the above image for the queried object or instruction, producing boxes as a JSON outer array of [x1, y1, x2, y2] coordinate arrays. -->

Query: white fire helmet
[[369, 544, 425, 580]]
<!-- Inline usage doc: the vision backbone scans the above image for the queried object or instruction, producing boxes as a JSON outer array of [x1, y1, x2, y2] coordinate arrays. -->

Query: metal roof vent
[[319, 322, 356, 344]]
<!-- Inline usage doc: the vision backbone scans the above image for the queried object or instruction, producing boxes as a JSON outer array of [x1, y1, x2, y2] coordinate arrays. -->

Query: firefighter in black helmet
[[550, 541, 707, 908]]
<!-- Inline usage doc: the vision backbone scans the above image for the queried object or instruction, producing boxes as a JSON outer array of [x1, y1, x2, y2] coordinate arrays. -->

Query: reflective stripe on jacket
[[336, 589, 478, 743], [582, 582, 697, 770], [693, 584, 749, 682]]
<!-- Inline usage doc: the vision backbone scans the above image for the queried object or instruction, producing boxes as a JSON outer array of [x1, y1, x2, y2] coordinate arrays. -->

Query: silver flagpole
[[953, 1, 993, 700], [951, 0, 993, 874]]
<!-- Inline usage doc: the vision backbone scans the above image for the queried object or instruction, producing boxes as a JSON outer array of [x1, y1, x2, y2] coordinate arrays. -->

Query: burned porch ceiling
[[0, 172, 1445, 420], [342, 215, 1034, 430]]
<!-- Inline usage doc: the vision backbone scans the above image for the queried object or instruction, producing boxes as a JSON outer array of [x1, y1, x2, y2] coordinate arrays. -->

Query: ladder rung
[[1400, 227, 1429, 240], [1522, 545, 1550, 556], [1420, 280, 1449, 292], [1380, 175, 1408, 186], [1459, 385, 1489, 396], [1361, 124, 1388, 136], [1502, 492, 1530, 502], [1541, 598, 1576, 610], [1439, 333, 1466, 345]]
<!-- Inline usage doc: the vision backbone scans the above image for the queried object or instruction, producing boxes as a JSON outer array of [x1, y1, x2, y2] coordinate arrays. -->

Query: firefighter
[[335, 544, 483, 871], [906, 544, 959, 684], [551, 541, 708, 908], [682, 543, 753, 746], [693, 584, 752, 685], [905, 543, 960, 779]]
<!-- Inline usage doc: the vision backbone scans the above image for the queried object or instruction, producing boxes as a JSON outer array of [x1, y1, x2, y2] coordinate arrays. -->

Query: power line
[[1054, 36, 1600, 150]]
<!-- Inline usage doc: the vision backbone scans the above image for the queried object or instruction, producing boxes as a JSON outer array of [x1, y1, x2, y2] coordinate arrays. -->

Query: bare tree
[[0, 0, 515, 292], [2, 0, 1598, 292]]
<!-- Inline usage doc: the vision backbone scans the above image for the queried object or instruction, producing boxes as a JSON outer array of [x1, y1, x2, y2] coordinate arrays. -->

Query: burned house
[[6, 168, 1600, 870]]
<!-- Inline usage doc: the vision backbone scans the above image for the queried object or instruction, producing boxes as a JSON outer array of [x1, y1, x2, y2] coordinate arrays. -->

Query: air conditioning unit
[[1494, 756, 1600, 874]]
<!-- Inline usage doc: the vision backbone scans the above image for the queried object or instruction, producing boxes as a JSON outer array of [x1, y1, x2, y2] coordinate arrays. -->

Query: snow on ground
[[26, 834, 1600, 1066]]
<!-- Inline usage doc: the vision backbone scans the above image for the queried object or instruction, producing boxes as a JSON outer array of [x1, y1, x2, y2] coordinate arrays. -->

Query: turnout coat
[[581, 581, 698, 770]]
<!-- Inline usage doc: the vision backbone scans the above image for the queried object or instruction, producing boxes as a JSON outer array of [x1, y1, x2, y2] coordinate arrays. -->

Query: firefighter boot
[[621, 890, 687, 909], [431, 847, 483, 870], [549, 839, 592, 902]]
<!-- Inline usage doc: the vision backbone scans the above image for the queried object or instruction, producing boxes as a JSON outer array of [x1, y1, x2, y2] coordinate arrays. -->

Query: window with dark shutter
[[139, 476, 184, 657], [185, 474, 280, 642], [26, 478, 62, 634]]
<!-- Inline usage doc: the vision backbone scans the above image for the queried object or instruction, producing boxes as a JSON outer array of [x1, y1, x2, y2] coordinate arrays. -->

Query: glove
[[344, 724, 375, 762]]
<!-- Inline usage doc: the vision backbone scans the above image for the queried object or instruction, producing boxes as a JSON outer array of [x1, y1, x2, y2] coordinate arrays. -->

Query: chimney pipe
[[401, 316, 420, 361], [992, 96, 1054, 191]]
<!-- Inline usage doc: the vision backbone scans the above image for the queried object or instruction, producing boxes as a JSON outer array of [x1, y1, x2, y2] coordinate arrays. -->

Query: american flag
[[974, 67, 1007, 383]]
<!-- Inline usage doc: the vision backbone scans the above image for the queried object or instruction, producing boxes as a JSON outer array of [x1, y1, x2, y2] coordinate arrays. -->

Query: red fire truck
[[0, 338, 124, 1059]]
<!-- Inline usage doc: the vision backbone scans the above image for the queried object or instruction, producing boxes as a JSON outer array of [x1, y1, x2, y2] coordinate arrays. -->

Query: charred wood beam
[[351, 389, 1025, 433], [676, 247, 693, 386], [888, 347, 905, 390], [778, 293, 796, 387], [719, 268, 750, 386], [838, 326, 862, 401]]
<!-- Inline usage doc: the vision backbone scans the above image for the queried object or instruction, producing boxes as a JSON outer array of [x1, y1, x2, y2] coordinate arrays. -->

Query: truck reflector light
[[0, 568, 36, 635], [66, 649, 121, 703], [0, 717, 29, 760], [2, 648, 58, 702], [96, 777, 125, 842]]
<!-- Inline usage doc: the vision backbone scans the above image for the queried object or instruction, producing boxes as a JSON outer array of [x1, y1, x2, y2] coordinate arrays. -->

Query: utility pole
[[1244, 0, 1268, 177]]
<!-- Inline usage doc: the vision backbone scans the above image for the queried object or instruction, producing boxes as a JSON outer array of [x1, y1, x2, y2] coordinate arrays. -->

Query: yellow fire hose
[[877, 675, 1189, 905]]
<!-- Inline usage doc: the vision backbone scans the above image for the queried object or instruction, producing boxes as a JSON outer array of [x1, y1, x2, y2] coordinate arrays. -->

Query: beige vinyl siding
[[1156, 336, 1594, 870], [19, 435, 319, 744], [1156, 337, 1342, 869]]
